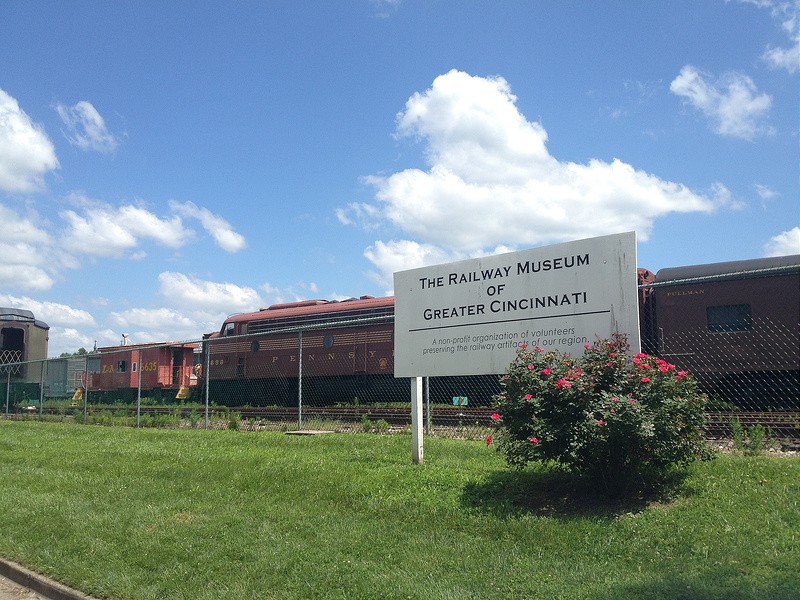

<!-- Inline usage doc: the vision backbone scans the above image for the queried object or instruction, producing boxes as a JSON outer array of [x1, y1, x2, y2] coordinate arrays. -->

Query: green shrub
[[361, 413, 373, 433], [490, 334, 713, 496], [227, 411, 241, 431], [730, 416, 767, 455]]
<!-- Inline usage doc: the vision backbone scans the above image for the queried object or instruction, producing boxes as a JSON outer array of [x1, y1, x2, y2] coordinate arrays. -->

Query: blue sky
[[1, 0, 798, 356]]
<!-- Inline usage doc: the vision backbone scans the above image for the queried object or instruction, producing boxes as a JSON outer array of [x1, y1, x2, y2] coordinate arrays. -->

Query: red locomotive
[[204, 296, 399, 405]]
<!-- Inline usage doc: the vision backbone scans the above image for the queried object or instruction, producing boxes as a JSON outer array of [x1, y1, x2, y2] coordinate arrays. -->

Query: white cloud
[[0, 204, 58, 291], [59, 195, 193, 257], [340, 70, 722, 288], [169, 200, 247, 252], [0, 89, 59, 193], [158, 272, 261, 313], [48, 327, 99, 356], [763, 41, 800, 71], [754, 183, 778, 209], [0, 294, 95, 327], [258, 281, 328, 306], [363, 240, 464, 291], [55, 100, 119, 152], [670, 65, 773, 139], [743, 0, 800, 73], [763, 227, 800, 256], [109, 307, 196, 331], [754, 183, 778, 201]]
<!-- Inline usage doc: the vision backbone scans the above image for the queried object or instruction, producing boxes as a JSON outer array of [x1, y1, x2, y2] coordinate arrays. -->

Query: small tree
[[490, 334, 713, 495]]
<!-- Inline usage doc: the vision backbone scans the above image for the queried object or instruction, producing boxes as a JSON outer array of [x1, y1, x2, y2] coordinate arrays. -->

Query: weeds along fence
[[2, 314, 798, 441]]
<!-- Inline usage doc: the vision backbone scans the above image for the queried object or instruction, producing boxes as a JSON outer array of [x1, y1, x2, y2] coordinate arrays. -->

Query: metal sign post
[[411, 377, 423, 464]]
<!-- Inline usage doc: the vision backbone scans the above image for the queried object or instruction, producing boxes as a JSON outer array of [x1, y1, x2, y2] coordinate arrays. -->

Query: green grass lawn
[[0, 421, 798, 600]]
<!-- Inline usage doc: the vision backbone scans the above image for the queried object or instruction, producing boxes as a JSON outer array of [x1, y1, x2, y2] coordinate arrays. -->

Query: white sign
[[393, 232, 640, 377]]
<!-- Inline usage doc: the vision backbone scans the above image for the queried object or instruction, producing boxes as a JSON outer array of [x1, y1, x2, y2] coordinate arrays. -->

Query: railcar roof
[[96, 342, 199, 352], [656, 254, 800, 283], [0, 307, 49, 329], [226, 295, 395, 323]]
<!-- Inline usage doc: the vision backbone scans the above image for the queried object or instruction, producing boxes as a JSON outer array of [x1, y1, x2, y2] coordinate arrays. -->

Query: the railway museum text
[[417, 252, 590, 323], [418, 253, 590, 290]]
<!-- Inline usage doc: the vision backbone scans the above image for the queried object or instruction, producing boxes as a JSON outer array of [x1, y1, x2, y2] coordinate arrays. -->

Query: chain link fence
[[2, 313, 798, 442]]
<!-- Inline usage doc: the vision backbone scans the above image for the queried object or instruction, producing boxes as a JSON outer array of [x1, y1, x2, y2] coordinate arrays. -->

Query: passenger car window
[[707, 304, 752, 332]]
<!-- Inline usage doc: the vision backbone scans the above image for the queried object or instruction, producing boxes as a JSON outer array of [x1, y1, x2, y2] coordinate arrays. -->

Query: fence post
[[204, 341, 211, 429], [39, 360, 45, 417], [136, 350, 142, 428], [83, 357, 89, 422], [297, 331, 303, 430], [4, 368, 9, 417]]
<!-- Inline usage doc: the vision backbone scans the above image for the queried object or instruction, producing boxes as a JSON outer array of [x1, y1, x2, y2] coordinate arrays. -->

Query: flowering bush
[[490, 334, 712, 494]]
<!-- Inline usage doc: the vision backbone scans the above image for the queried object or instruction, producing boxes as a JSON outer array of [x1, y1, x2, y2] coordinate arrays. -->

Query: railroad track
[[41, 405, 800, 438]]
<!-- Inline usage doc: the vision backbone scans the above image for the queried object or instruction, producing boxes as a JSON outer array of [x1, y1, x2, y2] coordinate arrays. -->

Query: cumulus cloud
[[0, 204, 57, 291], [109, 307, 196, 331], [169, 200, 247, 252], [763, 227, 800, 256], [158, 272, 261, 313], [55, 100, 119, 152], [339, 70, 722, 287], [364, 240, 464, 291], [0, 89, 59, 193], [59, 194, 192, 257], [670, 65, 773, 139], [0, 294, 96, 327]]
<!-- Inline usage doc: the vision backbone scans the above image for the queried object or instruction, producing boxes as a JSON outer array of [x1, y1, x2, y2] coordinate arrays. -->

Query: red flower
[[596, 419, 604, 425], [676, 371, 689, 380], [523, 393, 532, 400], [527, 364, 535, 370], [555, 378, 572, 389], [519, 343, 527, 349], [584, 343, 590, 349], [541, 368, 552, 376], [534, 346, 542, 351], [528, 436, 539, 445], [490, 413, 501, 422], [485, 435, 493, 446], [641, 377, 650, 383]]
